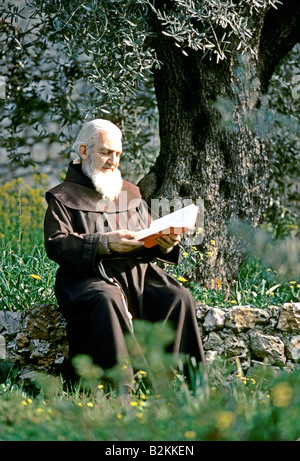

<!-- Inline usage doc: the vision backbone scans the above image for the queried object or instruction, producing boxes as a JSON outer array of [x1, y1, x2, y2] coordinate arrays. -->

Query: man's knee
[[88, 283, 133, 333]]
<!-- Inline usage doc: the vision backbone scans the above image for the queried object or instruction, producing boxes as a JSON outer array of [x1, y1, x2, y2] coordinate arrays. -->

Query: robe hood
[[46, 161, 142, 213]]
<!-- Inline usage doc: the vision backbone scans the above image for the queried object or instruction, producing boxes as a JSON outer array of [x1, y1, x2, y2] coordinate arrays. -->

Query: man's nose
[[107, 152, 118, 165]]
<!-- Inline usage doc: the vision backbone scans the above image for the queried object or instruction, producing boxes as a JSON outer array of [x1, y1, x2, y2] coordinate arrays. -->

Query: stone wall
[[0, 302, 300, 382], [197, 302, 300, 372]]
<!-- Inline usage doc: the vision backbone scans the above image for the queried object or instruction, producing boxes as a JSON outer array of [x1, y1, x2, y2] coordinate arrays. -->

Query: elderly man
[[44, 119, 205, 388]]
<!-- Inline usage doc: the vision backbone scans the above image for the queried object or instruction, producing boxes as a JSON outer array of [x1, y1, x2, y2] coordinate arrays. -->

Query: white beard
[[82, 159, 123, 201]]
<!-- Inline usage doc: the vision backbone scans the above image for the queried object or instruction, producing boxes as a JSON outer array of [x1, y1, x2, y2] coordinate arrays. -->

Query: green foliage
[[228, 258, 300, 308], [215, 47, 300, 239], [1, 328, 300, 441], [148, 0, 280, 62], [0, 0, 159, 177], [0, 176, 47, 249], [0, 2, 87, 165], [0, 241, 57, 311], [0, 177, 57, 311], [164, 246, 299, 309], [264, 45, 300, 237], [0, 0, 282, 177]]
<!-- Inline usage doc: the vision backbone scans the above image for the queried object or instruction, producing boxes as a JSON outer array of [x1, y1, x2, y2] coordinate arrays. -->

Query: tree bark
[[258, 0, 300, 94], [138, 1, 299, 289]]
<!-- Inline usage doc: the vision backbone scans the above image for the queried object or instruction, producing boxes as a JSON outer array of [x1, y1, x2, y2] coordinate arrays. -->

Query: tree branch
[[258, 0, 300, 93]]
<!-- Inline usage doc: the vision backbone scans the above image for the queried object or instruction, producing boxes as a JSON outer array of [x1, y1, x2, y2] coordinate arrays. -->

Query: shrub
[[0, 175, 47, 250]]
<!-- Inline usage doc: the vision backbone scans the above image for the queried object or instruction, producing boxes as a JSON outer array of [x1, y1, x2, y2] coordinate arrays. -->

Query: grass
[[166, 247, 300, 309], [1, 352, 300, 441], [0, 240, 57, 311]]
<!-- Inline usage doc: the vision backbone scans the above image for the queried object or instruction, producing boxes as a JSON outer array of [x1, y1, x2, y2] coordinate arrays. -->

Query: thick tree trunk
[[139, 10, 270, 289], [138, 0, 299, 289]]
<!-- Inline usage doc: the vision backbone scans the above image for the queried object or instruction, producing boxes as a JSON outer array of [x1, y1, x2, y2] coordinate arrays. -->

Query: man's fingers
[[107, 230, 144, 252], [156, 234, 180, 247]]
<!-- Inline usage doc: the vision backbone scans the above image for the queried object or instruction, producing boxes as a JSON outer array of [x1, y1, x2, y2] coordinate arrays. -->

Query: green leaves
[[0, 0, 285, 172], [148, 0, 280, 62]]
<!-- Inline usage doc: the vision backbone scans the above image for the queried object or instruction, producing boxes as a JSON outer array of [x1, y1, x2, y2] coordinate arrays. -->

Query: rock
[[203, 332, 224, 353], [224, 335, 248, 359], [203, 308, 226, 331], [225, 306, 270, 333], [7, 304, 69, 378], [249, 330, 286, 365], [286, 335, 300, 362], [16, 332, 30, 348], [0, 311, 22, 337], [0, 335, 6, 360], [22, 303, 64, 340], [196, 303, 210, 320], [277, 303, 300, 332], [205, 350, 219, 362]]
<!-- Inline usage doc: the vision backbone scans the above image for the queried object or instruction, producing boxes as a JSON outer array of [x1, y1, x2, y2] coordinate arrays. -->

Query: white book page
[[135, 204, 199, 240]]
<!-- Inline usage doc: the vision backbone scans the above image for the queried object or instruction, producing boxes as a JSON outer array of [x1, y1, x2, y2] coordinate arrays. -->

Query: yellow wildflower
[[130, 401, 138, 407], [271, 382, 293, 407], [215, 411, 235, 431], [137, 370, 147, 376], [177, 276, 188, 282], [135, 370, 147, 380], [207, 251, 213, 258], [184, 431, 196, 439], [210, 239, 215, 246], [29, 274, 41, 280], [289, 281, 296, 284], [22, 400, 28, 406], [87, 402, 94, 408]]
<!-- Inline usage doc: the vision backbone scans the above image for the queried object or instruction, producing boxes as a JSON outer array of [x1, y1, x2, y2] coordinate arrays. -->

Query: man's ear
[[79, 144, 88, 160]]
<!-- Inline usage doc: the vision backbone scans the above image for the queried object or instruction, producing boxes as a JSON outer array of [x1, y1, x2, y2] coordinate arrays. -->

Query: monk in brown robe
[[44, 119, 205, 388]]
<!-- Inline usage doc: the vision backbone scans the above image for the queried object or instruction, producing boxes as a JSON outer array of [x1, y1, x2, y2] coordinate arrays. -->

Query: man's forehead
[[95, 129, 122, 149]]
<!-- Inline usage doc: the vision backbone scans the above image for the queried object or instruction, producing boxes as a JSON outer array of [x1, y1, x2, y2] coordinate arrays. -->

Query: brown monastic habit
[[44, 161, 205, 384]]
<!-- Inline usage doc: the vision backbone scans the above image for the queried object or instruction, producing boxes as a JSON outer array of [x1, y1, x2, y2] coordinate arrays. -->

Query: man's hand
[[107, 230, 145, 253], [156, 234, 181, 253]]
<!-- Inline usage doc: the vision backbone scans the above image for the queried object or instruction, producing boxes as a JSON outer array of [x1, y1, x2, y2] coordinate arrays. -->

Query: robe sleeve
[[44, 194, 180, 270], [44, 195, 104, 271]]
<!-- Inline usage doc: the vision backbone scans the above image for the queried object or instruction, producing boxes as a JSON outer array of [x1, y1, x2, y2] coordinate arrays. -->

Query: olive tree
[[1, 0, 299, 287]]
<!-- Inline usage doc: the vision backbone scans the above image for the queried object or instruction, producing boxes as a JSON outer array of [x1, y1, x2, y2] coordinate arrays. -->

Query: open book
[[135, 203, 199, 248]]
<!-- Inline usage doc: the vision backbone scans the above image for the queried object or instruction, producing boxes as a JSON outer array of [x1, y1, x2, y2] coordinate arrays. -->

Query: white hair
[[72, 119, 122, 158]]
